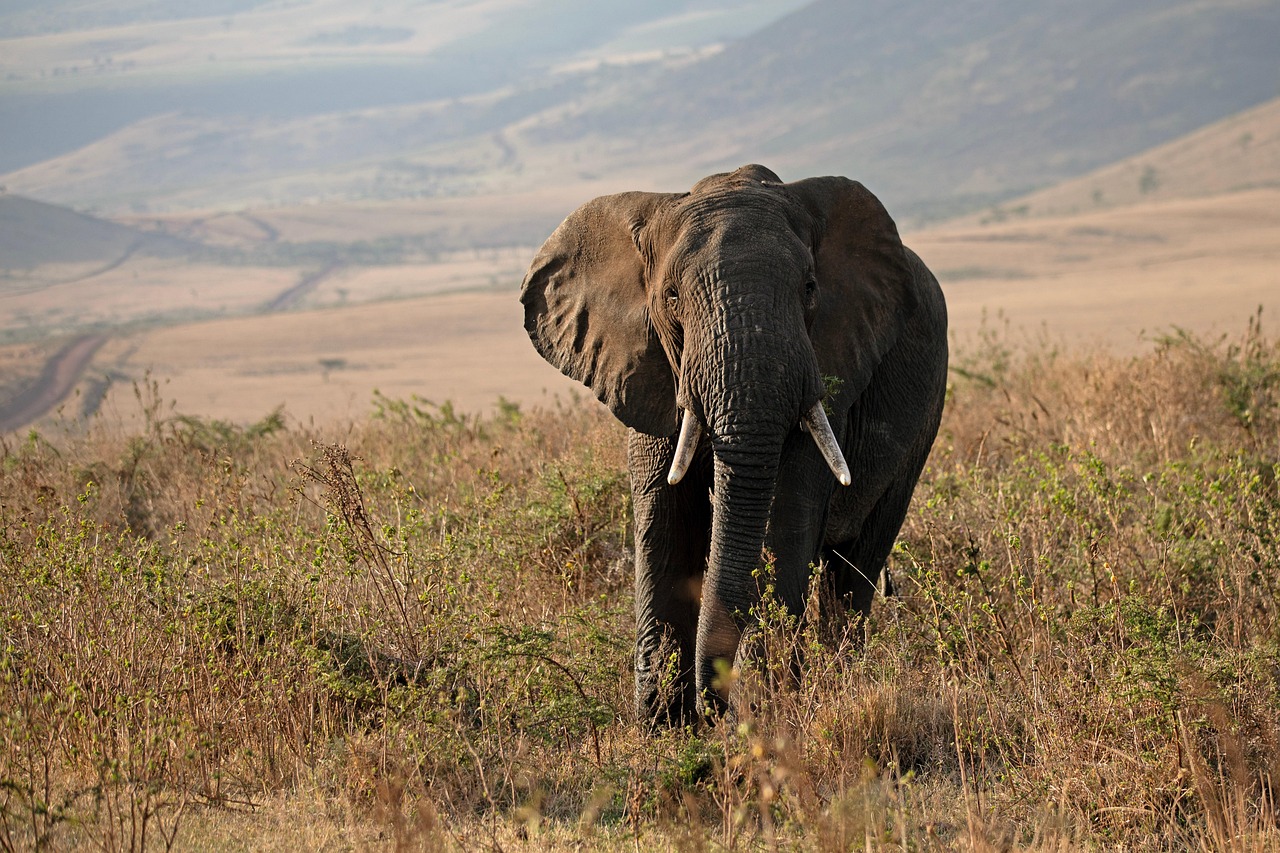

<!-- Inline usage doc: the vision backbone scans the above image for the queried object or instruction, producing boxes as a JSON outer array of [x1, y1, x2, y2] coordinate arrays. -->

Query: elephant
[[520, 164, 948, 725]]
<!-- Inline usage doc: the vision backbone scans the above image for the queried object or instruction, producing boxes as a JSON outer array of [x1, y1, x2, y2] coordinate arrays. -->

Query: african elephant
[[520, 165, 948, 724]]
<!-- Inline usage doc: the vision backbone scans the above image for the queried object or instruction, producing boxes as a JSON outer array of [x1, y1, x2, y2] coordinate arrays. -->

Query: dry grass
[[914, 187, 1280, 351], [0, 257, 300, 343], [80, 289, 586, 429], [1, 316, 1279, 850]]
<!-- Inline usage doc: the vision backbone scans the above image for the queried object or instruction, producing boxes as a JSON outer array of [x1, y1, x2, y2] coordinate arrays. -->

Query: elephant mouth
[[666, 402, 850, 486]]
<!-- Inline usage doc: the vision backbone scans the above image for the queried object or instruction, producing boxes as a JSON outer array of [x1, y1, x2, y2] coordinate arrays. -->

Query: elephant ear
[[785, 177, 917, 401], [520, 191, 681, 436]]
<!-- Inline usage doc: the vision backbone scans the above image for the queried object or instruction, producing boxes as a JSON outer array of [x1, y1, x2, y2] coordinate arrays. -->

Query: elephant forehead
[[660, 198, 808, 274], [688, 163, 783, 193], [678, 183, 784, 217], [666, 189, 805, 247]]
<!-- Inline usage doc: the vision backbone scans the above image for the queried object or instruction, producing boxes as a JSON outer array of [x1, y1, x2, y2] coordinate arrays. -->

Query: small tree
[[1139, 165, 1160, 194]]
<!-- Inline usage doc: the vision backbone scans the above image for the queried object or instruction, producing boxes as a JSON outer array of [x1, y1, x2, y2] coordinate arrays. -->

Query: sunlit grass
[[1, 316, 1278, 850]]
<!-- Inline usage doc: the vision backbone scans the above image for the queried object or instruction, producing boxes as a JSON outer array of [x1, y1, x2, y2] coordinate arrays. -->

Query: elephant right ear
[[520, 191, 681, 436]]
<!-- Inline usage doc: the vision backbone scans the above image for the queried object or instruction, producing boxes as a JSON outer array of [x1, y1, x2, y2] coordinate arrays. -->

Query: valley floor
[[1, 186, 1278, 433]]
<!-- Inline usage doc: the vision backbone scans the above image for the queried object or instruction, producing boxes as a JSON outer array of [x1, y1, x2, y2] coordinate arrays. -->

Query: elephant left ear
[[520, 191, 682, 436], [784, 176, 917, 401]]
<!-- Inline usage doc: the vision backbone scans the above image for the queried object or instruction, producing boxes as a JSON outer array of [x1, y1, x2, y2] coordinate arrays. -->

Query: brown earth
[[914, 186, 1280, 348], [0, 334, 108, 432]]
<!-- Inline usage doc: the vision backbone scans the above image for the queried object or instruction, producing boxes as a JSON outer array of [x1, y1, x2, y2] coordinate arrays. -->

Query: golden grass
[[82, 290, 585, 429], [915, 187, 1280, 351], [0, 257, 299, 341]]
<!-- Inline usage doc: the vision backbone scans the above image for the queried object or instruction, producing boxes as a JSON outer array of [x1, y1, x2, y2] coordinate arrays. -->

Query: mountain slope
[[519, 0, 1280, 219], [0, 193, 185, 269], [0, 0, 807, 175], [2, 0, 1276, 223], [980, 95, 1280, 219]]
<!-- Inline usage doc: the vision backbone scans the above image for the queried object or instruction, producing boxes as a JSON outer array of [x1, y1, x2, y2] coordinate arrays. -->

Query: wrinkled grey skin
[[521, 165, 947, 725]]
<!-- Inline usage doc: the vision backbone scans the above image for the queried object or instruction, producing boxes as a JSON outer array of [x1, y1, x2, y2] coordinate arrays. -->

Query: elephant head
[[521, 164, 918, 713]]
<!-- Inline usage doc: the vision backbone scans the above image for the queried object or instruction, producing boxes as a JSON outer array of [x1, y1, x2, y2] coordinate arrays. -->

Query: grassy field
[[916, 187, 1280, 347], [1, 316, 1279, 849], [0, 256, 300, 344]]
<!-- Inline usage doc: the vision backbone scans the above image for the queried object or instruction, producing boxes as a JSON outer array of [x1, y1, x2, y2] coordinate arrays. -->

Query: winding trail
[[2, 251, 336, 432], [0, 334, 110, 432], [239, 213, 281, 242], [263, 262, 340, 312], [65, 239, 146, 284]]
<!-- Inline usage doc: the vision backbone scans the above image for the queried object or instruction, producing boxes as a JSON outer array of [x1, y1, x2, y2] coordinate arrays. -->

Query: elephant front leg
[[629, 430, 711, 727]]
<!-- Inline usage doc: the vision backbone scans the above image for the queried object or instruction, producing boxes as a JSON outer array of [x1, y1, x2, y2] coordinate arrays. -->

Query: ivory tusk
[[803, 401, 852, 486], [667, 409, 703, 485]]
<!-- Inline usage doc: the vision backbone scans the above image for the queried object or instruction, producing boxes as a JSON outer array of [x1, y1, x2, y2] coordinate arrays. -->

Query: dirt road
[[0, 334, 109, 432], [263, 262, 340, 312]]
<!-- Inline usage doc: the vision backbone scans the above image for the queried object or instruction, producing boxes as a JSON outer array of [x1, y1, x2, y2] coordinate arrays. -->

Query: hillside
[[2, 0, 1279, 431], [38, 185, 1267, 430], [0, 1, 806, 177], [982, 95, 1280, 220], [1, 0, 1276, 221], [4, 174, 1278, 431], [521, 0, 1280, 221], [0, 193, 185, 270]]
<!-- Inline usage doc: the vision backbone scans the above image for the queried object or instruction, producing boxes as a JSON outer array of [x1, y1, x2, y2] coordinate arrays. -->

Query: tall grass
[[1, 316, 1277, 850]]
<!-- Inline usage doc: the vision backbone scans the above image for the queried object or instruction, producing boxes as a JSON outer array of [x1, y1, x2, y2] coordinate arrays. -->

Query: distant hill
[[0, 193, 185, 269], [0, 0, 273, 38], [979, 96, 1280, 220], [1, 0, 1276, 225], [519, 0, 1280, 221], [0, 1, 807, 175]]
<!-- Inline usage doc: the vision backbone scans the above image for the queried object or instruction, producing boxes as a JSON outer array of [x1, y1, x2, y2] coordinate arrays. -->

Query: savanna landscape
[[2, 0, 1280, 849]]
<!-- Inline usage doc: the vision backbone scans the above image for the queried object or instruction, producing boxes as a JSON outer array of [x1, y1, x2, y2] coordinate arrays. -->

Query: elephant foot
[[636, 630, 696, 728]]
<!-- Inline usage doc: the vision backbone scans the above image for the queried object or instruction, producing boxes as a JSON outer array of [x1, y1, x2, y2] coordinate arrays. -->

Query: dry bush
[[0, 316, 1277, 850]]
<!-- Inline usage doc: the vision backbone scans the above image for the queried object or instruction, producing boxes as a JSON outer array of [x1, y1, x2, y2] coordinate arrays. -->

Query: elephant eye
[[664, 287, 679, 308], [804, 275, 818, 294]]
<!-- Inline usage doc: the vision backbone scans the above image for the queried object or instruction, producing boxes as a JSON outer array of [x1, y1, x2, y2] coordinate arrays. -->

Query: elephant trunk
[[688, 305, 824, 714], [695, 439, 781, 712]]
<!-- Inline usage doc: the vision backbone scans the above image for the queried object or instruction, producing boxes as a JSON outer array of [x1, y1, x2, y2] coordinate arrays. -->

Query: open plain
[[32, 182, 1272, 431]]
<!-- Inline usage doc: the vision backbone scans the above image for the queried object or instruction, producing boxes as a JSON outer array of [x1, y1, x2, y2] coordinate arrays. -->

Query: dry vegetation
[[913, 187, 1280, 349], [1, 314, 1278, 850], [0, 258, 300, 343]]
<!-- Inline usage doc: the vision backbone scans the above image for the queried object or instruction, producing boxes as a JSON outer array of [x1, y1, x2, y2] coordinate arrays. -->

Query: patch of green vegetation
[[191, 235, 445, 268], [937, 266, 1031, 281], [1140, 164, 1161, 195]]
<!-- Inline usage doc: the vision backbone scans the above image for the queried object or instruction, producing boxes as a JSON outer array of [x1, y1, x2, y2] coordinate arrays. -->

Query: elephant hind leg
[[821, 472, 920, 626]]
